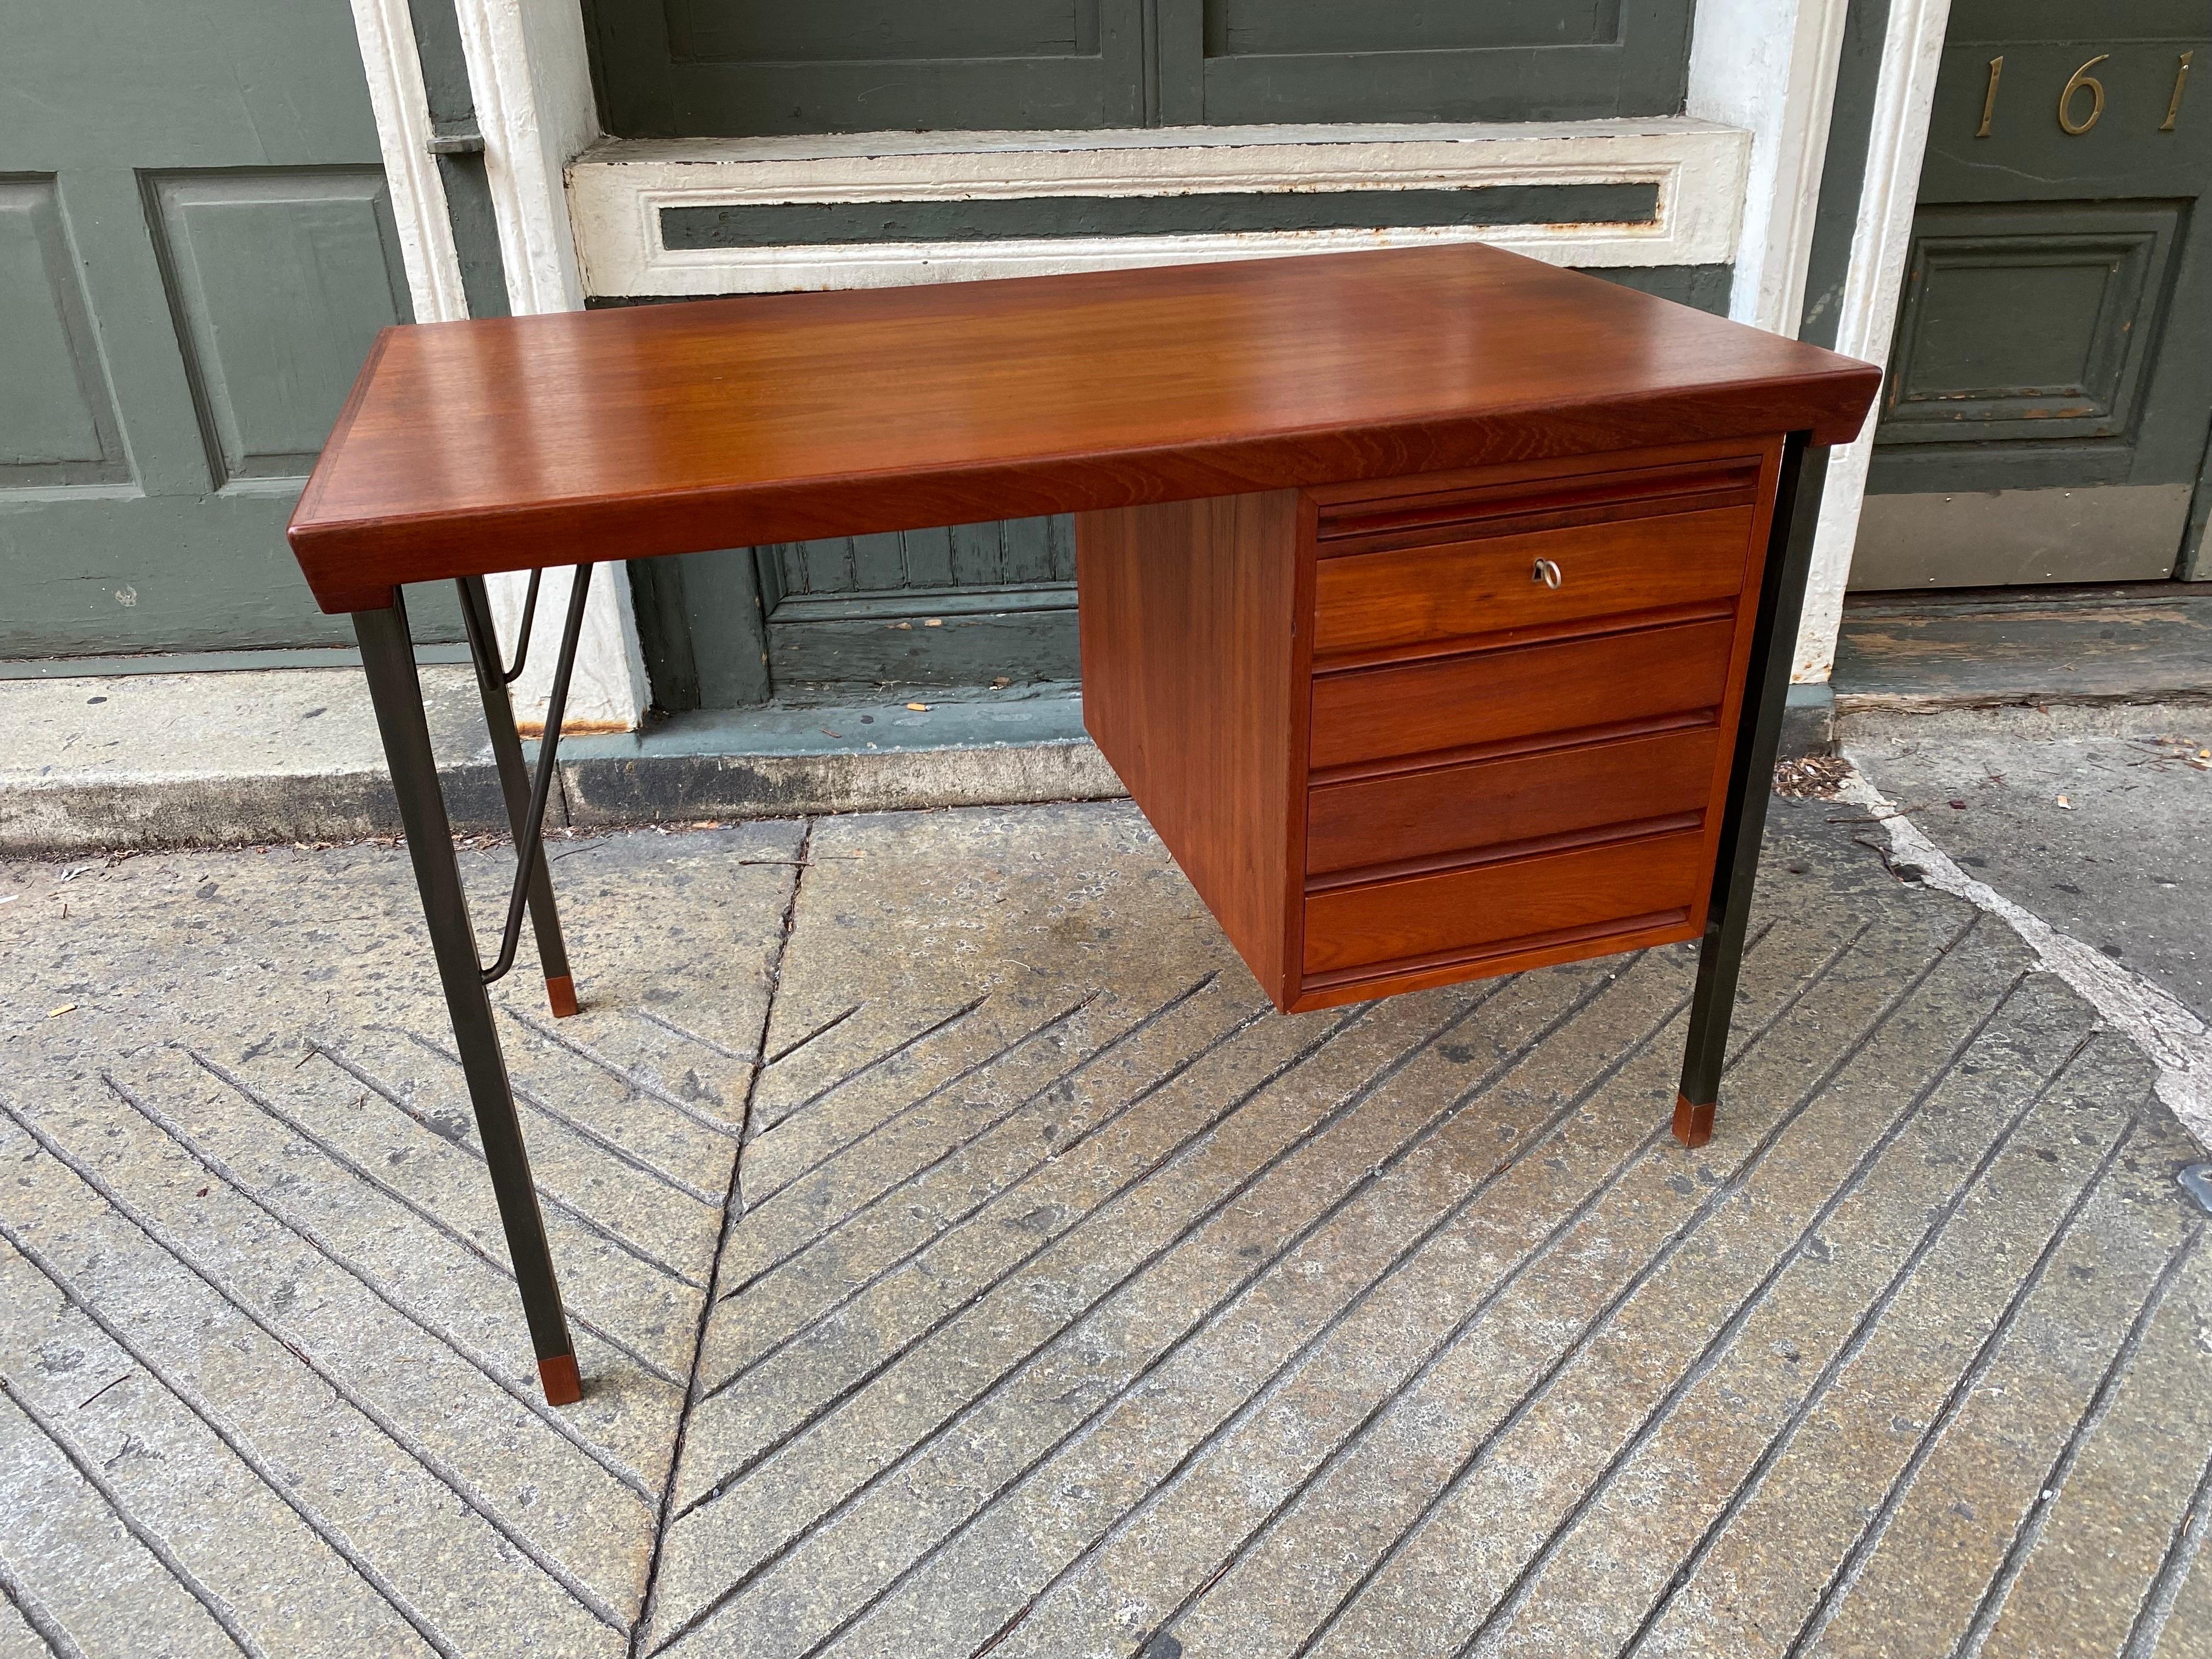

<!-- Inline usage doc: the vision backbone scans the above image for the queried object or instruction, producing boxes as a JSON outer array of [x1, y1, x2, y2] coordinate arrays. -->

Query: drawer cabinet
[[1078, 437, 1783, 1013]]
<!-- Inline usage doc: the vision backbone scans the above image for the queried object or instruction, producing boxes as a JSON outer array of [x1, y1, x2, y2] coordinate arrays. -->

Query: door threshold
[[1832, 584, 2212, 711]]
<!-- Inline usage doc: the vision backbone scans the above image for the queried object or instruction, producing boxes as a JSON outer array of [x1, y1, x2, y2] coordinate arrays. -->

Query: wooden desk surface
[[287, 245, 1879, 613]]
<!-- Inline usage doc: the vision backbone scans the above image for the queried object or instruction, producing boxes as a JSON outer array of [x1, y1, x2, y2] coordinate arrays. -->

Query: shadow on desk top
[[287, 244, 1878, 613]]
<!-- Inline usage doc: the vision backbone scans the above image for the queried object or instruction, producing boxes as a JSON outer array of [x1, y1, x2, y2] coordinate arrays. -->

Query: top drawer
[[1311, 454, 1765, 659]]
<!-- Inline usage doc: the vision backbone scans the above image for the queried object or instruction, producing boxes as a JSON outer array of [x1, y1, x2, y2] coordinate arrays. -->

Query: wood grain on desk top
[[287, 244, 1879, 612]]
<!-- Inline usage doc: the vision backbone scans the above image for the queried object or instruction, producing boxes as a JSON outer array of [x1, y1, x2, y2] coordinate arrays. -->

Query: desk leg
[[354, 596, 583, 1405], [1675, 436, 1829, 1148], [457, 575, 578, 1018]]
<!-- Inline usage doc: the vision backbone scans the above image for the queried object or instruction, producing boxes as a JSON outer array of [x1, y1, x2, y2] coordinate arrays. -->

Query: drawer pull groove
[[1305, 812, 1706, 895], [1305, 709, 1718, 787]]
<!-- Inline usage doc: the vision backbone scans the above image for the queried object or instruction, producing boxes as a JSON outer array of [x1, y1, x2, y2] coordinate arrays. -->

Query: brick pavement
[[2, 799, 2205, 1658]]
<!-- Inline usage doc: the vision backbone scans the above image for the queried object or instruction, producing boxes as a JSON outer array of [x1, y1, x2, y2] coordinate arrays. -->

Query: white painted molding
[[346, 0, 468, 321], [449, 0, 647, 730], [1689, 0, 1851, 335], [1794, 0, 1951, 683], [568, 120, 1750, 297], [452, 0, 594, 314], [488, 565, 652, 736]]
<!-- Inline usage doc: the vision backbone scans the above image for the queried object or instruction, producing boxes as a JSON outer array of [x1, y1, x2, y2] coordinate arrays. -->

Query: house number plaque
[[1974, 49, 2196, 137]]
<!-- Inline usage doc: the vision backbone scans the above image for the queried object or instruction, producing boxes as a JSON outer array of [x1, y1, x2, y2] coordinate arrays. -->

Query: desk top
[[287, 244, 1879, 613]]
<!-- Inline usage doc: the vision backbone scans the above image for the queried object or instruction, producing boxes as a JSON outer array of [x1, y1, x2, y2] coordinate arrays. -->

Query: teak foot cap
[[539, 1353, 583, 1406], [1673, 1093, 1715, 1149], [546, 975, 580, 1019]]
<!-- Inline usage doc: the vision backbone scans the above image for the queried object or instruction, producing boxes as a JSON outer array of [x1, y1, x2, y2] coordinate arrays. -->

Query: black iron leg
[[457, 575, 578, 1018], [1675, 435, 1830, 1148], [354, 594, 582, 1404]]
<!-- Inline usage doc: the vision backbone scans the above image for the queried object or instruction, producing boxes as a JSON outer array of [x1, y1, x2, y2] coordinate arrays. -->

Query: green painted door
[[0, 0, 458, 658], [584, 0, 1696, 136], [1856, 0, 2212, 588]]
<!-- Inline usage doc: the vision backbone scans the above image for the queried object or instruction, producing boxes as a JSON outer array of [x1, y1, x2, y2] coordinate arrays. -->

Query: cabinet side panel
[[1689, 435, 1787, 936], [1076, 491, 1305, 1005]]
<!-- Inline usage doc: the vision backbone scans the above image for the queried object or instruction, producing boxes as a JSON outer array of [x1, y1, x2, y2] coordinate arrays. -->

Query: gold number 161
[[1974, 49, 2195, 138]]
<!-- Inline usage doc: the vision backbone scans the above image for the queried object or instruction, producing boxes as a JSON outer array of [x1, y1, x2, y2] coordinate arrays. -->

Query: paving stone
[[1632, 1033, 2181, 1658], [1966, 1223, 2212, 1659], [1808, 1126, 2194, 1655], [0, 1384, 240, 1658], [2, 797, 2205, 1658], [1, 823, 800, 1655], [2153, 1508, 2212, 1659]]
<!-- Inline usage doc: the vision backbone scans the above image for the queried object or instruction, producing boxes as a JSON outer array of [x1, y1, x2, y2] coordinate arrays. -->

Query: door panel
[[0, 177, 130, 490], [755, 517, 1077, 695], [0, 1, 456, 657], [1179, 0, 1694, 126], [147, 170, 413, 488], [590, 0, 1146, 138], [1859, 7, 2212, 588], [584, 0, 1693, 136], [1877, 202, 2180, 448]]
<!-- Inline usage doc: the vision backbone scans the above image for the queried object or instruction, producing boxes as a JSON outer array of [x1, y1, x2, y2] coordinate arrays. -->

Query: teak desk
[[287, 245, 1878, 1404]]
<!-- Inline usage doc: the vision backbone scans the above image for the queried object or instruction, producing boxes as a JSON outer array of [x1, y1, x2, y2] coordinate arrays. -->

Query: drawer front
[[1310, 616, 1735, 774], [1313, 504, 1755, 658], [1303, 829, 1708, 977], [1306, 725, 1722, 878]]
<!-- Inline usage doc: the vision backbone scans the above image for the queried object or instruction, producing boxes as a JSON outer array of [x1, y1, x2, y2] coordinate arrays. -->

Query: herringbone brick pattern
[[2, 802, 2204, 1658]]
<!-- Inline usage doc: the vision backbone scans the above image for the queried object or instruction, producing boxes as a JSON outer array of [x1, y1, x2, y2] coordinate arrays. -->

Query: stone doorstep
[[2, 642, 2196, 854], [0, 665, 1121, 857]]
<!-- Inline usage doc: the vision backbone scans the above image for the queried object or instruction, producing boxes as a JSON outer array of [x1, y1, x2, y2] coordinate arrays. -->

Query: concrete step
[[0, 662, 1117, 855], [1832, 583, 2212, 714]]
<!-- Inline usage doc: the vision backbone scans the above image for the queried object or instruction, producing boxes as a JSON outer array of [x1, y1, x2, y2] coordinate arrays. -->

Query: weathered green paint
[[627, 555, 705, 712], [435, 156, 514, 323], [583, 0, 1147, 138], [1865, 0, 2212, 586], [2187, 422, 2212, 581], [0, 0, 460, 657], [766, 603, 1081, 692], [1882, 202, 2180, 449], [0, 178, 131, 491], [147, 171, 414, 486], [630, 546, 776, 712], [408, 0, 511, 320], [753, 518, 1075, 698], [1587, 262, 1732, 315], [584, 0, 1694, 138], [1180, 0, 1694, 127], [662, 183, 1659, 250]]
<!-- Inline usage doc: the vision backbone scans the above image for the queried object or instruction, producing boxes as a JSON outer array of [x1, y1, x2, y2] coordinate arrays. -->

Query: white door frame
[[1797, 0, 1952, 681], [1688, 0, 1850, 339], [348, 0, 1951, 714], [349, 0, 647, 730], [348, 0, 470, 324]]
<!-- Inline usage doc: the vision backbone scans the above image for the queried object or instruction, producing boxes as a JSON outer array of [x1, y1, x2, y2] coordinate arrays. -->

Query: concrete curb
[[9, 656, 2190, 856], [1, 741, 1128, 856], [561, 739, 1124, 828], [0, 665, 1129, 855]]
